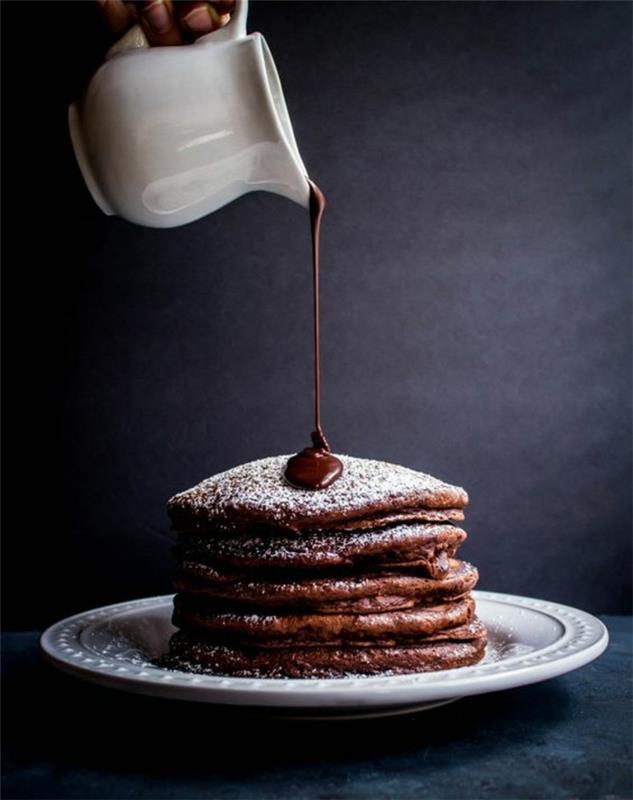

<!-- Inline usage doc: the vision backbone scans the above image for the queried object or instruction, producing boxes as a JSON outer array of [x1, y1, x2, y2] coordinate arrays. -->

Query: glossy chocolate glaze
[[284, 181, 343, 490]]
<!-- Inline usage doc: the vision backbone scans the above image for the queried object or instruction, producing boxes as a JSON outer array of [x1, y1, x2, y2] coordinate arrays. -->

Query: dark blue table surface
[[2, 617, 631, 800]]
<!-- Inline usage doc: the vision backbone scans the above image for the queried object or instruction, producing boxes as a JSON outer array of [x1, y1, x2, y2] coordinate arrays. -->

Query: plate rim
[[40, 590, 609, 708]]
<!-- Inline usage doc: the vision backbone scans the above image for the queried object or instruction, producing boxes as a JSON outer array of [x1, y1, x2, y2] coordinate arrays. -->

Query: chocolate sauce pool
[[284, 181, 343, 491]]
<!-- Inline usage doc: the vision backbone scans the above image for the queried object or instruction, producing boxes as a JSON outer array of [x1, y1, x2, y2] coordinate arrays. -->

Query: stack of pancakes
[[161, 455, 486, 678]]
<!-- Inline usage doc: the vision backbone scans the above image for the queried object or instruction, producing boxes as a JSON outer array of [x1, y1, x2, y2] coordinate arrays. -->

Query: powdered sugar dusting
[[168, 454, 468, 530], [178, 523, 465, 569]]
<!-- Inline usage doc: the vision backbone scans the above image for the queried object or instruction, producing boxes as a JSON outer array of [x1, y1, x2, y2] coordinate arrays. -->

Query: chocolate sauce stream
[[284, 180, 343, 491], [310, 180, 326, 448]]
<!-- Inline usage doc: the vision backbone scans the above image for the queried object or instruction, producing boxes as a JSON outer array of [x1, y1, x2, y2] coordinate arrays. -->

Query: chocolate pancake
[[168, 454, 468, 534], [176, 523, 466, 577], [160, 619, 487, 678], [173, 595, 475, 645], [161, 455, 486, 678], [173, 559, 479, 614]]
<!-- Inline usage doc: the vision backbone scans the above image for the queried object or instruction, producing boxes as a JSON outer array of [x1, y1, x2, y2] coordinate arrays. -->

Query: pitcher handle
[[106, 0, 248, 59], [106, 24, 149, 59]]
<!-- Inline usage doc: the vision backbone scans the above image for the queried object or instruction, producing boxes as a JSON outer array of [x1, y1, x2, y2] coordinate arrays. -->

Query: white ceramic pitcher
[[69, 0, 310, 228]]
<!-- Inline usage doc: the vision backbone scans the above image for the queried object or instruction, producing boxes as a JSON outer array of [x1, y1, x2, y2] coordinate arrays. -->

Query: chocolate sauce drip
[[284, 431, 343, 491], [284, 181, 343, 491]]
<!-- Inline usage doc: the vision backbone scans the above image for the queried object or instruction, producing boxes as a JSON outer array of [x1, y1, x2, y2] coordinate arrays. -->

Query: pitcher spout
[[255, 33, 311, 209]]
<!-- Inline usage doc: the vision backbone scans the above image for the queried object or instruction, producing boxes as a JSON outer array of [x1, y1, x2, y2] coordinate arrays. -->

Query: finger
[[97, 0, 136, 36], [136, 0, 184, 45], [210, 1, 236, 18], [177, 2, 227, 39]]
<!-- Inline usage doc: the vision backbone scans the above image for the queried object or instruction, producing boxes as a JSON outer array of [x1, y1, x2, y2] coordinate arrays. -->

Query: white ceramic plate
[[40, 591, 608, 718]]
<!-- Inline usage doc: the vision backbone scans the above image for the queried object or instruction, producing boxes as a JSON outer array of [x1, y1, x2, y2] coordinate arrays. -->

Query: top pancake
[[168, 455, 468, 534]]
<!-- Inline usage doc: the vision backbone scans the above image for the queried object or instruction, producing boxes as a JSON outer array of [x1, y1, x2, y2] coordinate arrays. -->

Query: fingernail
[[182, 6, 216, 34], [142, 0, 172, 34], [218, 13, 231, 27]]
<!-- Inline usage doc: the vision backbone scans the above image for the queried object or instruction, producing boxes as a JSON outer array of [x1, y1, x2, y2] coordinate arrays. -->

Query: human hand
[[97, 1, 236, 46]]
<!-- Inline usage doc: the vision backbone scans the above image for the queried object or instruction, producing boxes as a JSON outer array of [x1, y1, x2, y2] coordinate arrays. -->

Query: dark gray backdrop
[[2, 1, 631, 629]]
